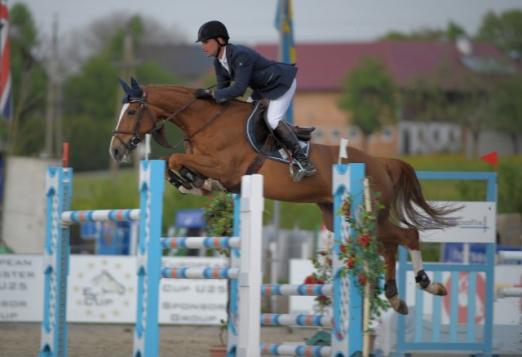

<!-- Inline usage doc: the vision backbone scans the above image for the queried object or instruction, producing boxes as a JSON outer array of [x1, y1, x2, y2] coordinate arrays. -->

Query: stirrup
[[289, 160, 314, 182]]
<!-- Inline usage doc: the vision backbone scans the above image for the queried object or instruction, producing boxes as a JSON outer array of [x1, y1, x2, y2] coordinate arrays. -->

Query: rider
[[194, 20, 316, 179]]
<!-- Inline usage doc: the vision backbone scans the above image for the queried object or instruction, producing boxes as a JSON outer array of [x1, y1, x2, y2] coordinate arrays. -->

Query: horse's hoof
[[427, 282, 447, 296], [388, 295, 409, 315]]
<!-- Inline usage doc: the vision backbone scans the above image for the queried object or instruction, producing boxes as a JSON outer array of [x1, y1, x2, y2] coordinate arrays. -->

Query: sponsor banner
[[0, 255, 43, 321], [420, 202, 496, 243], [0, 255, 227, 325], [159, 257, 227, 325]]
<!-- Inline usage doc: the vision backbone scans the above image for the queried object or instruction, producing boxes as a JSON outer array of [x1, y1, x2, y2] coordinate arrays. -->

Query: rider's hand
[[194, 88, 213, 100]]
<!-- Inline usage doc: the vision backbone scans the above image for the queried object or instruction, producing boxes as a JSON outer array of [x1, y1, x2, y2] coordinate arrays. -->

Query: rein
[[112, 87, 226, 151]]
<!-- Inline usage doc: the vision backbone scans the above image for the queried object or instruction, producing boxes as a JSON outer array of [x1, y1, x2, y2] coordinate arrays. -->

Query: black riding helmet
[[196, 20, 229, 43]]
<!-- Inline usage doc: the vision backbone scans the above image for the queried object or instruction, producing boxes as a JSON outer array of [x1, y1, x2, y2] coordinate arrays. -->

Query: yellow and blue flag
[[274, 0, 295, 123], [274, 0, 296, 64]]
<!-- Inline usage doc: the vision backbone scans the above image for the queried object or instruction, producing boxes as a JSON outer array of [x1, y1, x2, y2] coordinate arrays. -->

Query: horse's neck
[[147, 86, 252, 137]]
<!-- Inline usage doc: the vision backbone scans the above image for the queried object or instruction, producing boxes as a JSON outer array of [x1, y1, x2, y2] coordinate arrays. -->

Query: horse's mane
[[144, 84, 253, 110]]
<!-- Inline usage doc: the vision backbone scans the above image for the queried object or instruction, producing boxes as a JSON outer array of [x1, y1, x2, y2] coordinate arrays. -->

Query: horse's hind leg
[[381, 221, 447, 298], [382, 243, 408, 315], [317, 202, 334, 231], [403, 229, 447, 296]]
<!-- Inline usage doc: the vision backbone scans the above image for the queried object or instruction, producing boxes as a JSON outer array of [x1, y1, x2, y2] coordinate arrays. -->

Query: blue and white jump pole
[[39, 160, 165, 357]]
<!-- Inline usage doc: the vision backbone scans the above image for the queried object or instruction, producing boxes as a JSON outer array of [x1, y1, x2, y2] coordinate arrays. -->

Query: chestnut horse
[[110, 79, 457, 314]]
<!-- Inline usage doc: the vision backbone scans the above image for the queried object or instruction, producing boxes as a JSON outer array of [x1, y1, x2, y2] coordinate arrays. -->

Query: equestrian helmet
[[196, 20, 229, 43]]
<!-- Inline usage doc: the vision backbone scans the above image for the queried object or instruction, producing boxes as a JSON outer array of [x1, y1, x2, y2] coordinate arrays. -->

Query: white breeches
[[266, 79, 297, 129]]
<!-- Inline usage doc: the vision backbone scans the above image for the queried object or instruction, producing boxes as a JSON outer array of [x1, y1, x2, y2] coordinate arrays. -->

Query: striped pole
[[61, 209, 140, 223], [161, 267, 239, 279], [160, 236, 240, 250], [261, 284, 332, 296], [261, 313, 332, 327], [260, 343, 331, 357]]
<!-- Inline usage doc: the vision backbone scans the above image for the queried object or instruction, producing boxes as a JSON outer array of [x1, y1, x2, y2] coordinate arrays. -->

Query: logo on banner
[[83, 271, 125, 306], [443, 272, 485, 324]]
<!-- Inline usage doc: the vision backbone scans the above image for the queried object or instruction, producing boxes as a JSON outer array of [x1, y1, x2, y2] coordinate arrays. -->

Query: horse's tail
[[391, 160, 460, 230]]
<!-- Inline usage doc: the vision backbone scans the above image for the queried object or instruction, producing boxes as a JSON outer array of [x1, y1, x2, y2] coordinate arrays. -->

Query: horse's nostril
[[112, 148, 119, 158]]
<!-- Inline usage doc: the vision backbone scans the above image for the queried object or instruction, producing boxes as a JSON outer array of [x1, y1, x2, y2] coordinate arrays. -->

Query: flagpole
[[276, 0, 295, 125]]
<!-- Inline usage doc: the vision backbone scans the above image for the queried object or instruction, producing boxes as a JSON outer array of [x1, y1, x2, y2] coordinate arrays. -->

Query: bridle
[[111, 95, 150, 152], [112, 88, 227, 152]]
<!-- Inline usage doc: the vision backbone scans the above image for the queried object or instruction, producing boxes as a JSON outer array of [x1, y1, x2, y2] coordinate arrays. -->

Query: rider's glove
[[194, 88, 214, 100]]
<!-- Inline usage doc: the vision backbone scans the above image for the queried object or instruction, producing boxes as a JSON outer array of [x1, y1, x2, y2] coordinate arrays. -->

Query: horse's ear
[[130, 77, 143, 97], [130, 77, 140, 89], [118, 78, 132, 96], [151, 126, 173, 149]]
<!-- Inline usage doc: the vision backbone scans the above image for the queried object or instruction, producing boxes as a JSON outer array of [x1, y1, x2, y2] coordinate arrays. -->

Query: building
[[255, 40, 521, 156]]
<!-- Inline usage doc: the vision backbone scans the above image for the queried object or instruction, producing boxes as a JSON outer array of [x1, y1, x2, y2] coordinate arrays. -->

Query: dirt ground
[[0, 322, 312, 357]]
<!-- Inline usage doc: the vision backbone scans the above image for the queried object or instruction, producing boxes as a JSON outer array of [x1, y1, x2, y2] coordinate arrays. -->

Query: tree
[[338, 58, 396, 151], [379, 28, 445, 41], [403, 65, 494, 158], [476, 9, 522, 58], [380, 21, 466, 42], [446, 21, 467, 41], [62, 15, 182, 171], [7, 3, 47, 155], [491, 76, 522, 153]]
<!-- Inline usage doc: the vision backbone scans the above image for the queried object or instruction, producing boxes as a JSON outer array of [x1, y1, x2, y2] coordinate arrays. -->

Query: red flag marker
[[480, 151, 498, 167], [62, 142, 69, 168]]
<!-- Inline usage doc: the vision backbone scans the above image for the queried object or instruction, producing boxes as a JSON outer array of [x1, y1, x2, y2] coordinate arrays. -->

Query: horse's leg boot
[[416, 270, 447, 296], [273, 121, 317, 179], [167, 170, 193, 190], [180, 167, 205, 188]]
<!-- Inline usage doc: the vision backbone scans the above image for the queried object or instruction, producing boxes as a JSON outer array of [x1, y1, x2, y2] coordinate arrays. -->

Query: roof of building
[[254, 40, 519, 91]]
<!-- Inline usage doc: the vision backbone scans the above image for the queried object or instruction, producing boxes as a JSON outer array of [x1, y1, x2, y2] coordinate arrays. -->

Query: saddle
[[168, 101, 316, 193], [245, 101, 314, 166]]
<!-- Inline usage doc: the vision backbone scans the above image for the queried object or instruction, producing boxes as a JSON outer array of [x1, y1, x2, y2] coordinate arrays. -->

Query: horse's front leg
[[167, 153, 228, 194]]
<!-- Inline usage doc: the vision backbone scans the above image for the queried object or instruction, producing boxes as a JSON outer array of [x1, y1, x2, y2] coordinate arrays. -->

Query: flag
[[274, 0, 295, 123], [0, 0, 11, 120], [480, 151, 498, 167], [274, 0, 296, 64]]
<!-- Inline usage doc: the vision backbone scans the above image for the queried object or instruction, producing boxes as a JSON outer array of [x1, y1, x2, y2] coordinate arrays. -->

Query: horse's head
[[109, 77, 171, 162]]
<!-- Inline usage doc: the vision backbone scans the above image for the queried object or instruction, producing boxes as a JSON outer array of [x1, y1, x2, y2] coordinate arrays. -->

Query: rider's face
[[201, 38, 223, 57]]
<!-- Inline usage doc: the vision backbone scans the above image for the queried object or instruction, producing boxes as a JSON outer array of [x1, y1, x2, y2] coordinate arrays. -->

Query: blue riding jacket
[[213, 44, 297, 103]]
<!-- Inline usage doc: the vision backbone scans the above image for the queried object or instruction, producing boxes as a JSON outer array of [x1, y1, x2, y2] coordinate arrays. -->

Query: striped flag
[[274, 0, 296, 123], [0, 0, 12, 120]]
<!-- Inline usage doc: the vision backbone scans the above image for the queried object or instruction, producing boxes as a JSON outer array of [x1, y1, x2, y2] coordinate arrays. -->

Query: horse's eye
[[127, 109, 136, 115]]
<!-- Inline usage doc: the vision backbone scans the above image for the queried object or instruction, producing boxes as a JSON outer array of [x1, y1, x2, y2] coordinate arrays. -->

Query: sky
[[12, 0, 522, 44]]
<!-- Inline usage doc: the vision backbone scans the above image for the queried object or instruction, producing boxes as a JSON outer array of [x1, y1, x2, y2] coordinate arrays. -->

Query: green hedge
[[71, 154, 522, 231]]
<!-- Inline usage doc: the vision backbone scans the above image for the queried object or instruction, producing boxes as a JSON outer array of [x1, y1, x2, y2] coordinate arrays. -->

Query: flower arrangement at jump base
[[204, 192, 235, 256], [304, 189, 389, 325], [339, 192, 389, 324]]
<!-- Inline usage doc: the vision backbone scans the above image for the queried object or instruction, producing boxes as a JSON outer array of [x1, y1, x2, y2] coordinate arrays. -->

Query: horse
[[110, 78, 458, 315]]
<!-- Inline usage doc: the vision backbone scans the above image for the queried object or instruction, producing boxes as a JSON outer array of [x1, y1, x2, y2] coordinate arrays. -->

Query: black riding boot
[[273, 121, 317, 179]]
